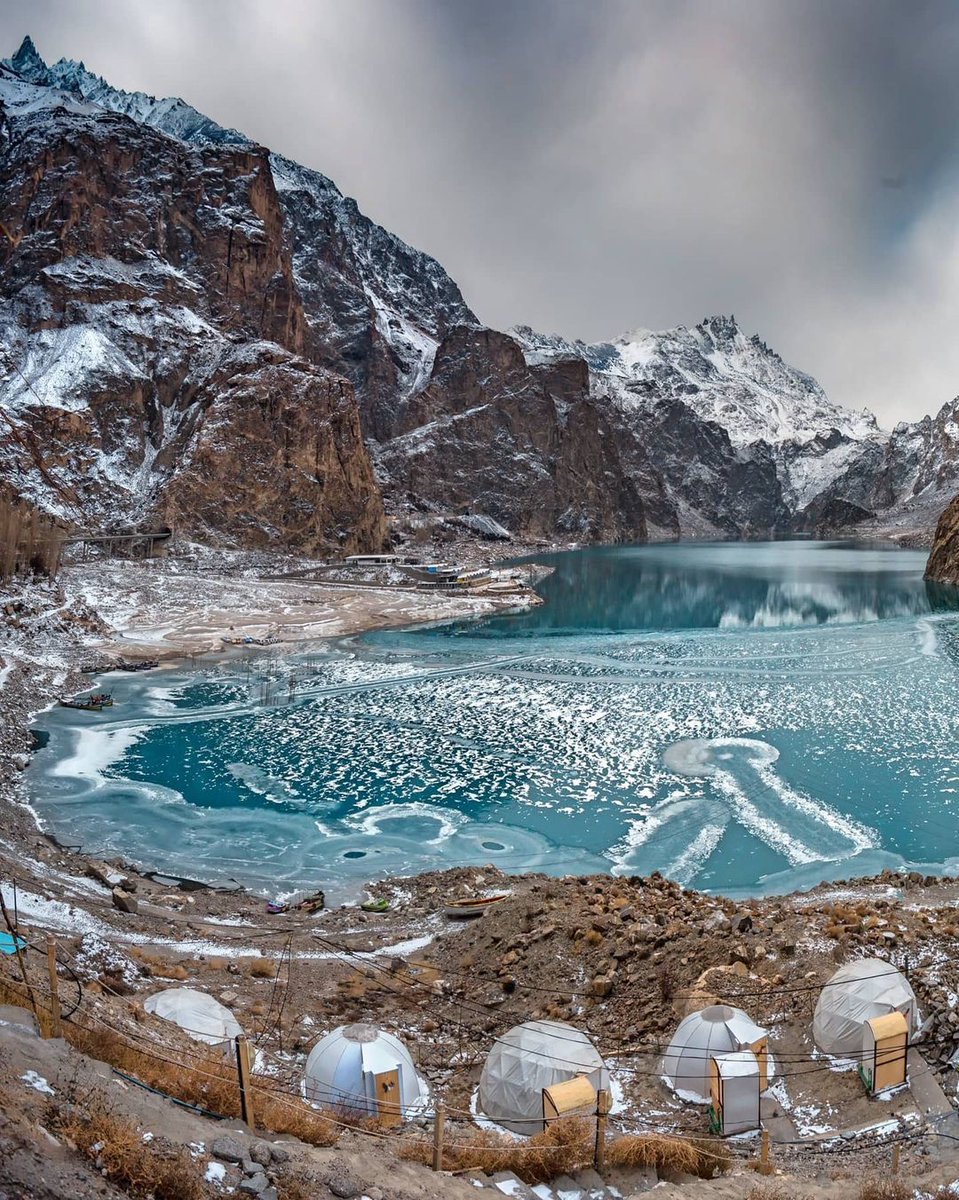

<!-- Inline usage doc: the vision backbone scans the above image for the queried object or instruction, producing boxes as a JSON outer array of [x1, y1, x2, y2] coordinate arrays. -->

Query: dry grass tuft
[[400, 1117, 593, 1185], [256, 1089, 338, 1147], [275, 1176, 315, 1200], [0, 965, 55, 1036], [746, 1184, 812, 1200], [249, 957, 278, 978], [51, 1099, 204, 1200], [606, 1132, 732, 1179], [858, 1181, 913, 1200]]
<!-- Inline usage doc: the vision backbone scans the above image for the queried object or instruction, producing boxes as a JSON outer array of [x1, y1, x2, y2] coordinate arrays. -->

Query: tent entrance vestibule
[[542, 1074, 598, 1126], [860, 1011, 909, 1095]]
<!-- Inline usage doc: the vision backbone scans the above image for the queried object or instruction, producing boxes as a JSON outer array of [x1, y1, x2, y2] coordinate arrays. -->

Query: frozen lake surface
[[27, 541, 959, 901]]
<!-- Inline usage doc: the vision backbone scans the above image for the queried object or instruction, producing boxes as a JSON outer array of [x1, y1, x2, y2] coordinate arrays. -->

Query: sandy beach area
[[60, 555, 542, 660]]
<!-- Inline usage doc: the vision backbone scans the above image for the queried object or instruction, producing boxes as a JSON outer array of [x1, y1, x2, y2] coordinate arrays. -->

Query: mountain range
[[2, 35, 958, 552]]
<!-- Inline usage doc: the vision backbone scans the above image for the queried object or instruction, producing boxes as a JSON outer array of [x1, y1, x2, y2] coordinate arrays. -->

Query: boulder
[[211, 1136, 244, 1164], [111, 887, 138, 915]]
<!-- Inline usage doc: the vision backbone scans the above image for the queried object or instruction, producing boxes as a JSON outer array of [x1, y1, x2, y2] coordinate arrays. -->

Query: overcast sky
[[4, 0, 959, 427]]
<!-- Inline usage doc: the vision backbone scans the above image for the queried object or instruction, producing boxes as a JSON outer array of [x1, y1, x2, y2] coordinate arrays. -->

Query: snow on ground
[[0, 877, 434, 963], [52, 555, 526, 659], [204, 1161, 226, 1184], [20, 1070, 55, 1095]]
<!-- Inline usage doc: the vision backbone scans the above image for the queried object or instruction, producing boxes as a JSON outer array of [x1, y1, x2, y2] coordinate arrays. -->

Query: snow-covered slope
[[4, 35, 251, 146], [513, 317, 904, 529], [514, 315, 880, 448], [1, 36, 475, 445], [268, 153, 474, 438]]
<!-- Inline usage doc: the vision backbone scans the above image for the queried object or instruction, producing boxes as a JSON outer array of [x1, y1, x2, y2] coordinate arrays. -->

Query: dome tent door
[[374, 1068, 402, 1127], [859, 1011, 908, 1096], [543, 1074, 597, 1126]]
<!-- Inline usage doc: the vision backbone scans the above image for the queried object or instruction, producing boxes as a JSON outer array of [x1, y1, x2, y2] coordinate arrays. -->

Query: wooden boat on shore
[[443, 893, 509, 919], [60, 693, 113, 712]]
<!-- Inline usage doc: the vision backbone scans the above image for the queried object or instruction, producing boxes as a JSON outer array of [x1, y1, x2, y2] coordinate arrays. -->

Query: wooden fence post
[[432, 1102, 445, 1172], [46, 936, 62, 1038], [891, 1143, 901, 1174], [760, 1128, 770, 1171], [595, 1088, 610, 1173], [235, 1035, 256, 1131]]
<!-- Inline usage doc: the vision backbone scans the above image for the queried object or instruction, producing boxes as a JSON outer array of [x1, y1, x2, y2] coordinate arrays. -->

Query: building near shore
[[478, 1019, 609, 1135], [813, 958, 918, 1057]]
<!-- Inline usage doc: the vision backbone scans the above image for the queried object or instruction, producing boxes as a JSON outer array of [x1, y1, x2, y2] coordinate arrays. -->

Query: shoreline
[[1, 539, 562, 906], [2, 537, 953, 909]]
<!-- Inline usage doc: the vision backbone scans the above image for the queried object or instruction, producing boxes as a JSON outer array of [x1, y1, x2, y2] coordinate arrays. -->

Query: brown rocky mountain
[[0, 51, 386, 554], [925, 492, 959, 586], [5, 36, 959, 554], [379, 328, 651, 541]]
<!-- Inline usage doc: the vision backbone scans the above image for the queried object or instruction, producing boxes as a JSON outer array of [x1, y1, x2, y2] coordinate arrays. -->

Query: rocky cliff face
[[0, 50, 386, 553], [512, 317, 885, 539], [925, 490, 959, 585], [3, 35, 958, 550], [379, 328, 650, 540], [802, 397, 959, 538]]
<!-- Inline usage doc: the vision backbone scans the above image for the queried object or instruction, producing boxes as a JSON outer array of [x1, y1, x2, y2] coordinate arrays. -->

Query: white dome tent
[[478, 1019, 609, 1135], [143, 987, 242, 1046], [303, 1024, 425, 1125], [813, 959, 919, 1057], [662, 1005, 769, 1102]]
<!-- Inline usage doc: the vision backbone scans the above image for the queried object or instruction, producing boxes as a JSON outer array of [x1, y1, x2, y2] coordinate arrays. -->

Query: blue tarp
[[0, 931, 26, 956]]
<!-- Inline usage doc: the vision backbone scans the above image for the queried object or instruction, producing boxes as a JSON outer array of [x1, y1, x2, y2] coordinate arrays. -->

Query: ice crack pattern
[[650, 737, 877, 878], [25, 542, 959, 902]]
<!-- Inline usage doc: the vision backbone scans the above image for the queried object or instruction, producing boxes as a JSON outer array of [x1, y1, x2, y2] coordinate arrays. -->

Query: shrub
[[51, 1100, 204, 1200], [606, 1132, 732, 1179], [249, 957, 278, 978], [399, 1117, 593, 1185], [858, 1181, 912, 1200]]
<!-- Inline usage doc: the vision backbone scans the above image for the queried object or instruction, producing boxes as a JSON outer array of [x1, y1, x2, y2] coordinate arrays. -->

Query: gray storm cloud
[[4, 0, 959, 426]]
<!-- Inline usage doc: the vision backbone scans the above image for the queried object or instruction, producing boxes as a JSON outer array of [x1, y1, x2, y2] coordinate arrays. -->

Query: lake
[[27, 541, 959, 901]]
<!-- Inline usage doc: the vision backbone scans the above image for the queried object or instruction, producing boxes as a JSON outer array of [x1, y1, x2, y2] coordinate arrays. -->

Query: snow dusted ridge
[[515, 315, 881, 448], [1, 36, 473, 448], [513, 316, 892, 520], [4, 35, 251, 146]]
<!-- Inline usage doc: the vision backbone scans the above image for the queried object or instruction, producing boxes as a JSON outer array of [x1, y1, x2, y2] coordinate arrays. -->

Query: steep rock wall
[[0, 81, 386, 552], [925, 493, 959, 586]]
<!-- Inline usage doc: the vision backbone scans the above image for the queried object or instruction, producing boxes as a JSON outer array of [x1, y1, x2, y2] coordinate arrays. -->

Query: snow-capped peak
[[2, 36, 251, 147], [513, 316, 881, 449], [8, 35, 46, 80]]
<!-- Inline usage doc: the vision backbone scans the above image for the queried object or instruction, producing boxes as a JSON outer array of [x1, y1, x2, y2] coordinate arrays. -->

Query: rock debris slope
[[2, 35, 959, 545]]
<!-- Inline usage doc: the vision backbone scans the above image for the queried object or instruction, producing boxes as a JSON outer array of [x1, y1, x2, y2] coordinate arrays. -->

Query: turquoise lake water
[[27, 541, 959, 901]]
